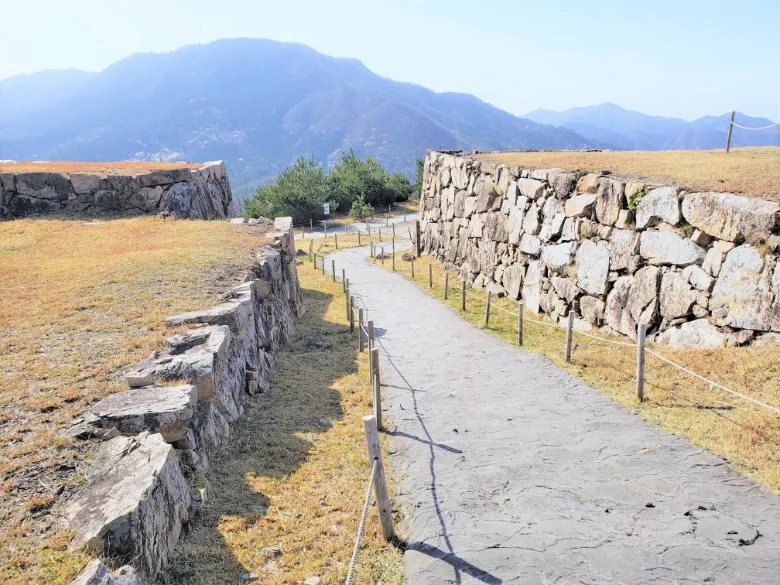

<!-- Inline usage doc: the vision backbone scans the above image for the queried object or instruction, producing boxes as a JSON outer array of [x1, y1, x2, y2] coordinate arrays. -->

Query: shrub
[[348, 194, 374, 219]]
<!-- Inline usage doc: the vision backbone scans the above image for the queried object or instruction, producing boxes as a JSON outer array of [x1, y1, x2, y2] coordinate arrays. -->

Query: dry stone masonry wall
[[64, 217, 303, 584], [420, 150, 780, 348], [0, 161, 233, 219]]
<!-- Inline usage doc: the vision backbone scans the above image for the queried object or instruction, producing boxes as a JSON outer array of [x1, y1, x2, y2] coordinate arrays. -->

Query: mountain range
[[0, 38, 777, 193], [525, 103, 779, 151]]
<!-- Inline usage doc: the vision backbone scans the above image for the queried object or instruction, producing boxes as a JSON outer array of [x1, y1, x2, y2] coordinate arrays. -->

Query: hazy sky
[[2, 0, 778, 121]]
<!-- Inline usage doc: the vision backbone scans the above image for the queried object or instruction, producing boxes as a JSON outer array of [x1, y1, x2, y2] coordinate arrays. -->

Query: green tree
[[411, 157, 424, 200], [243, 156, 328, 223], [328, 151, 409, 209], [348, 194, 374, 219]]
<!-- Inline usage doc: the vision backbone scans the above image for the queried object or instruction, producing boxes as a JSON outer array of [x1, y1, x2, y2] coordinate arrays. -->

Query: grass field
[[375, 252, 780, 494], [165, 253, 403, 585], [0, 161, 202, 174], [475, 147, 780, 201], [0, 217, 271, 584]]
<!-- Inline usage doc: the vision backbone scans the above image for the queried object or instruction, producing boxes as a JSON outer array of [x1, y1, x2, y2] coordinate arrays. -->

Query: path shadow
[[164, 286, 360, 584]]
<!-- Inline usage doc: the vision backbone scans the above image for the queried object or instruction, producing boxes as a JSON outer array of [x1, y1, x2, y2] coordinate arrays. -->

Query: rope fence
[[726, 110, 780, 151], [344, 459, 377, 585]]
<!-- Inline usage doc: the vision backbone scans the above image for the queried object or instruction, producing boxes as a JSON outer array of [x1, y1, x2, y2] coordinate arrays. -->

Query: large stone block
[[576, 240, 610, 296], [594, 178, 625, 226], [660, 272, 698, 320], [635, 187, 681, 229], [15, 172, 74, 201], [502, 263, 525, 299], [681, 191, 779, 243], [64, 433, 191, 582], [517, 178, 545, 199], [564, 194, 596, 218], [657, 319, 726, 349], [640, 231, 706, 266], [541, 242, 576, 273], [604, 266, 660, 337], [608, 229, 640, 271], [522, 260, 543, 313]]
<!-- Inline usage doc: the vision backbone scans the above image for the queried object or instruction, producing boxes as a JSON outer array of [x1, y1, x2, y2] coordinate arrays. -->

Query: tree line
[[244, 152, 424, 223]]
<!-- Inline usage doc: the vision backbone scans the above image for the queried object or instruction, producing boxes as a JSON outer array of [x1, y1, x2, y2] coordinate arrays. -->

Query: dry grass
[[377, 252, 780, 494], [0, 217, 271, 585], [0, 161, 202, 174], [475, 147, 780, 202], [165, 252, 403, 584]]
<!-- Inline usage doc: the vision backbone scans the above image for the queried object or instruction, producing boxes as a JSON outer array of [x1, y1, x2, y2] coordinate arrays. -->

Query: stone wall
[[64, 217, 303, 584], [420, 150, 780, 348], [0, 161, 233, 219]]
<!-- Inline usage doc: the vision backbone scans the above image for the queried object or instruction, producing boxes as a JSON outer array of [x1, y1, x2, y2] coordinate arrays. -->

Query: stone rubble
[[421, 150, 779, 348]]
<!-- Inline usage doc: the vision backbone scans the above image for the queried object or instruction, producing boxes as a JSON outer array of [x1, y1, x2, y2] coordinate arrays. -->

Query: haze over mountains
[[0, 38, 776, 191], [525, 103, 779, 151]]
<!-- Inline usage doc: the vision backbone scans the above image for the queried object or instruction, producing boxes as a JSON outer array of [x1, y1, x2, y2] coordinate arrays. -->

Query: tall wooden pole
[[636, 323, 647, 401], [461, 280, 466, 311], [485, 291, 492, 328], [726, 110, 735, 153], [565, 311, 574, 363], [363, 415, 394, 541], [444, 271, 449, 300], [415, 220, 421, 257], [518, 301, 524, 346]]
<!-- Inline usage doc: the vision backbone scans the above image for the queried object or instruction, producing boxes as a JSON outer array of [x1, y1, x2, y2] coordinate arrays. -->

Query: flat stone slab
[[328, 245, 780, 585], [91, 384, 197, 442]]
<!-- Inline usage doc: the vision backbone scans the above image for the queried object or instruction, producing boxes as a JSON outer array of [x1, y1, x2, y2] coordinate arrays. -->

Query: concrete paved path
[[327, 245, 780, 585]]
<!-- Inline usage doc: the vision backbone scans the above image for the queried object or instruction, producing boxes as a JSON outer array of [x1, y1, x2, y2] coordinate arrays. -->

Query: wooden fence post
[[349, 296, 355, 333], [321, 256, 326, 275], [392, 250, 395, 271], [368, 319, 375, 352], [363, 414, 394, 541], [342, 269, 346, 292], [370, 349, 382, 429], [392, 224, 396, 237], [345, 279, 350, 319], [358, 308, 364, 352], [444, 271, 449, 300], [335, 232, 338, 249], [461, 280, 466, 311], [726, 110, 736, 153], [565, 311, 574, 363], [381, 247, 385, 265], [636, 323, 647, 402], [368, 320, 375, 382], [415, 220, 421, 257], [411, 257, 415, 278], [309, 240, 313, 261], [518, 301, 524, 346], [331, 260, 336, 282], [358, 230, 362, 246], [310, 218, 313, 232], [379, 227, 382, 242], [428, 264, 433, 288], [485, 291, 492, 328]]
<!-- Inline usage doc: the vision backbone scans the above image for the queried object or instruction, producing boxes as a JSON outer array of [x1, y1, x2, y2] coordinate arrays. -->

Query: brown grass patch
[[165, 254, 403, 584], [0, 217, 270, 585], [377, 252, 780, 494], [475, 147, 780, 201], [0, 161, 203, 174]]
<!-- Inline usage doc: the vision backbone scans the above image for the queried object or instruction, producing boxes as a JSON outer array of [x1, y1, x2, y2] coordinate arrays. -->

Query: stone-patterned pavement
[[328, 245, 780, 585]]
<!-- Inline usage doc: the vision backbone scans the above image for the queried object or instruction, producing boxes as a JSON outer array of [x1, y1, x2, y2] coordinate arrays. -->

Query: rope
[[345, 459, 377, 585], [645, 349, 780, 414], [731, 121, 779, 130], [574, 329, 636, 348]]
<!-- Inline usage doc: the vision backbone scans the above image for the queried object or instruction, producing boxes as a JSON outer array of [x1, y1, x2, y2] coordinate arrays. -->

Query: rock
[[64, 433, 191, 581], [160, 183, 197, 218], [560, 217, 580, 242], [660, 272, 698, 320], [640, 231, 706, 266], [692, 305, 709, 319], [519, 233, 542, 256], [128, 186, 164, 212], [635, 187, 681, 229], [505, 180, 518, 206], [550, 276, 579, 303], [91, 385, 197, 443], [507, 206, 524, 245], [70, 559, 109, 585], [608, 229, 640, 271], [576, 173, 601, 194], [604, 267, 661, 338], [517, 178, 545, 199], [657, 319, 726, 349], [93, 189, 121, 210], [769, 234, 780, 253], [484, 212, 508, 242], [702, 248, 723, 277], [615, 209, 633, 230], [503, 262, 525, 299], [541, 242, 576, 273], [710, 245, 780, 332], [594, 178, 626, 226], [539, 212, 565, 242], [174, 402, 230, 470], [522, 260, 543, 313], [682, 265, 714, 291], [304, 578, 322, 585], [580, 296, 605, 325], [576, 240, 610, 296], [230, 217, 248, 224], [690, 229, 713, 247], [714, 239, 736, 253], [754, 332, 780, 347], [564, 194, 596, 217], [727, 330, 755, 347], [681, 191, 779, 243], [70, 173, 101, 195], [548, 170, 579, 198], [474, 176, 499, 213], [15, 172, 74, 201], [522, 202, 541, 235]]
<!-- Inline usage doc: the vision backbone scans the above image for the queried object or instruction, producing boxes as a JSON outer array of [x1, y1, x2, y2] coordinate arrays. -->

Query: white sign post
[[323, 203, 330, 216]]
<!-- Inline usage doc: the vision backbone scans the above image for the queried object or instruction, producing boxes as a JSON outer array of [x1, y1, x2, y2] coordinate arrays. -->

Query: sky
[[1, 0, 778, 121]]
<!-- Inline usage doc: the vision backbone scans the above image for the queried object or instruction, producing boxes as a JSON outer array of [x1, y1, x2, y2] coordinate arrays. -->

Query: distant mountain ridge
[[0, 38, 592, 191], [524, 103, 779, 151]]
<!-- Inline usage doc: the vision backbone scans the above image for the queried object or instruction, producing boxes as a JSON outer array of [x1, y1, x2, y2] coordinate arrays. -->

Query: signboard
[[323, 203, 330, 215]]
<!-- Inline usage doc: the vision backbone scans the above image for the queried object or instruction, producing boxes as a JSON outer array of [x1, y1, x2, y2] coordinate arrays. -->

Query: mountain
[[0, 38, 592, 192], [525, 103, 779, 151]]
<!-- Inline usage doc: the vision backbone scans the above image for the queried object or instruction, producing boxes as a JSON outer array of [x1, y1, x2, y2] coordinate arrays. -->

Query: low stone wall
[[64, 217, 303, 584], [420, 150, 780, 348], [0, 161, 233, 219]]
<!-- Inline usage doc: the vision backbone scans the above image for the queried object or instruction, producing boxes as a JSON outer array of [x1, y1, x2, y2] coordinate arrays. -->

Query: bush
[[328, 151, 412, 209], [348, 194, 374, 219]]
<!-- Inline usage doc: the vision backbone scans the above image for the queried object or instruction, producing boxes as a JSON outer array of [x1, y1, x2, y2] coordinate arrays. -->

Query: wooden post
[[331, 259, 336, 282], [636, 323, 647, 402], [408, 227, 412, 241], [309, 240, 313, 261], [310, 218, 313, 232], [345, 279, 350, 319], [565, 311, 574, 363], [358, 308, 364, 352], [324, 219, 327, 237], [485, 291, 492, 328], [461, 280, 466, 311], [321, 256, 326, 275], [358, 230, 362, 246], [392, 251, 395, 271], [335, 232, 338, 249], [370, 349, 382, 429], [342, 269, 346, 292], [368, 320, 375, 382], [368, 320, 375, 351], [428, 263, 433, 288], [392, 224, 396, 237], [301, 227, 304, 239], [726, 110, 735, 153], [363, 414, 394, 541], [411, 256, 415, 278], [368, 224, 371, 236], [387, 205, 390, 226], [415, 220, 421, 257], [379, 227, 382, 242], [313, 252, 317, 267], [381, 247, 385, 265], [444, 271, 449, 299], [349, 296, 355, 333], [518, 301, 524, 346], [370, 242, 374, 259]]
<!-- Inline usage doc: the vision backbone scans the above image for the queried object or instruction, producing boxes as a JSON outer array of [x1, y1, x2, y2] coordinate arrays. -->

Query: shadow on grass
[[164, 286, 358, 585]]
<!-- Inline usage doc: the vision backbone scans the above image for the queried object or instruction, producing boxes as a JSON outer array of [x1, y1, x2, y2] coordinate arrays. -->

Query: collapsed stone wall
[[420, 150, 780, 348], [0, 161, 233, 219], [64, 217, 303, 584]]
